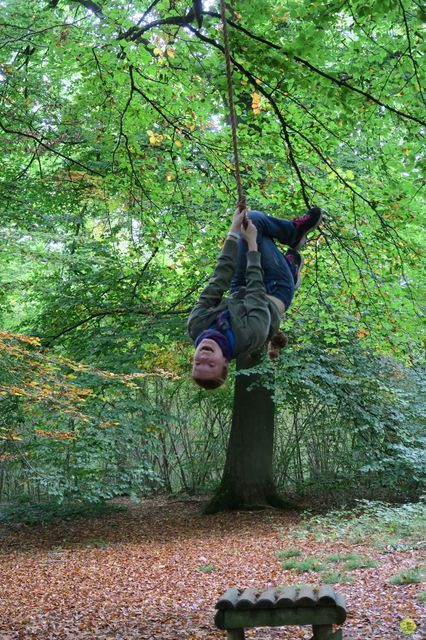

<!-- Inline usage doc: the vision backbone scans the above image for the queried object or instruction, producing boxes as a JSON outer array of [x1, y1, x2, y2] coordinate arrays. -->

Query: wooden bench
[[214, 585, 347, 639]]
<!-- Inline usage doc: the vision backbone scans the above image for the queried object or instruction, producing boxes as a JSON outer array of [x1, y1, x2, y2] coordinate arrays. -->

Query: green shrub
[[293, 500, 426, 545], [389, 567, 424, 585], [0, 501, 126, 525]]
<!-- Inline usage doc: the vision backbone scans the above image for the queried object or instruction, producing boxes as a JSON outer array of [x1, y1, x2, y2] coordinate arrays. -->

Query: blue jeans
[[231, 210, 296, 310]]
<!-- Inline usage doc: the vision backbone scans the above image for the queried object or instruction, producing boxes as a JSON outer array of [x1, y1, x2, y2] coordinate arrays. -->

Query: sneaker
[[285, 248, 304, 289], [290, 206, 324, 250]]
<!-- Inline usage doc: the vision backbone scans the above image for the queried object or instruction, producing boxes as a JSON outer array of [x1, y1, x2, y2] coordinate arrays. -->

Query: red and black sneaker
[[290, 206, 324, 250], [285, 248, 304, 289]]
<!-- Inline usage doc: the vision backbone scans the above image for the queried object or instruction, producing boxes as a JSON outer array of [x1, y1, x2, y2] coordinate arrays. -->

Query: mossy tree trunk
[[205, 352, 289, 514]]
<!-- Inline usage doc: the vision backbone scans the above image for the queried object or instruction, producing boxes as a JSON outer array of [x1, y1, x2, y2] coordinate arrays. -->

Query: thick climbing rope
[[219, 0, 247, 216]]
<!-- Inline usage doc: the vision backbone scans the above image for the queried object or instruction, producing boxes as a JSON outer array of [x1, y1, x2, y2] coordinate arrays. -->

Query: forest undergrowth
[[0, 498, 424, 639]]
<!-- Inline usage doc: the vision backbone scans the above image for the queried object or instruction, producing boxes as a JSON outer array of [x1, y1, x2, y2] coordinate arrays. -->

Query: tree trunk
[[204, 352, 290, 513]]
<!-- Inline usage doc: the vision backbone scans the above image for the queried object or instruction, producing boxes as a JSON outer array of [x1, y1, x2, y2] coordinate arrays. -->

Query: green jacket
[[187, 239, 281, 357]]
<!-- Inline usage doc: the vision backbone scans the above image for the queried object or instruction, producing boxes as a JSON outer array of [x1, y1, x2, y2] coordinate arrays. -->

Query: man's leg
[[248, 210, 296, 245], [231, 209, 315, 300], [231, 213, 295, 302], [248, 208, 323, 249], [231, 232, 295, 309]]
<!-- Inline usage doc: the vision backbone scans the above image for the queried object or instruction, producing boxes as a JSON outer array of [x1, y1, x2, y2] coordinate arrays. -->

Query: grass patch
[[281, 559, 300, 571], [389, 566, 425, 585], [379, 539, 420, 551], [73, 538, 110, 549], [416, 590, 426, 603], [282, 557, 325, 574], [276, 548, 302, 559], [281, 548, 378, 579], [320, 570, 353, 584], [325, 553, 348, 564], [197, 563, 217, 573], [0, 501, 126, 526], [292, 500, 426, 547], [342, 553, 377, 570]]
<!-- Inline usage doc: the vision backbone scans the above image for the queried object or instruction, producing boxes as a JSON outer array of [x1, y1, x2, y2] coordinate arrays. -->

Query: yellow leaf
[[147, 129, 164, 145], [400, 618, 416, 636], [166, 48, 175, 58], [252, 92, 262, 115], [153, 47, 162, 56], [175, 139, 182, 148]]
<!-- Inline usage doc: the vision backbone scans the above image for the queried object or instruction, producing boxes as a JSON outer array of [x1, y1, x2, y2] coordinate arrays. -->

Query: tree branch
[[293, 55, 425, 126], [42, 304, 187, 345], [203, 11, 425, 127], [186, 26, 311, 205], [0, 121, 105, 176], [397, 0, 425, 107]]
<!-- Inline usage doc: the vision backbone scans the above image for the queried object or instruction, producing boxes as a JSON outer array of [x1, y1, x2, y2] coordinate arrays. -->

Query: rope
[[219, 0, 246, 216]]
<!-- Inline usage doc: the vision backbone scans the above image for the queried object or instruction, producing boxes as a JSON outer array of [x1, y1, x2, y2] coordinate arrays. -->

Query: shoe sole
[[292, 209, 324, 250], [294, 252, 304, 290]]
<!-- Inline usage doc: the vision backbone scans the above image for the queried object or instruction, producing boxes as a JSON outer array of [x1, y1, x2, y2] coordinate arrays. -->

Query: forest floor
[[0, 497, 424, 640]]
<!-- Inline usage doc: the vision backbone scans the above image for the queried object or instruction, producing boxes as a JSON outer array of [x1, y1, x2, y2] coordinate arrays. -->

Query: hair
[[192, 366, 228, 390]]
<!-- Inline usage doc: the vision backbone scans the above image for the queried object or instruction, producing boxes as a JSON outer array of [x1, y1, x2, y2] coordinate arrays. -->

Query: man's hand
[[241, 219, 258, 251], [229, 207, 248, 234]]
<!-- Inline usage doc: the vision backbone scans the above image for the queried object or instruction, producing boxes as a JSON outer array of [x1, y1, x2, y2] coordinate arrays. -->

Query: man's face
[[192, 338, 228, 381]]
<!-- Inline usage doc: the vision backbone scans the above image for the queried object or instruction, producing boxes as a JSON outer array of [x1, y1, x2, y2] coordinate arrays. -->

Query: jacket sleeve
[[244, 250, 269, 311], [187, 239, 237, 338], [241, 250, 272, 346]]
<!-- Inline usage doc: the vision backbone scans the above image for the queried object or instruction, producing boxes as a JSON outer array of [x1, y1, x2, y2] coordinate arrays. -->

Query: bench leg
[[226, 630, 245, 640], [312, 625, 336, 639]]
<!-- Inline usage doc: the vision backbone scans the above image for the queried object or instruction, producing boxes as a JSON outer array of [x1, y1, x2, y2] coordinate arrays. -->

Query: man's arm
[[241, 221, 271, 350], [190, 209, 246, 309], [240, 219, 270, 311], [187, 209, 246, 338]]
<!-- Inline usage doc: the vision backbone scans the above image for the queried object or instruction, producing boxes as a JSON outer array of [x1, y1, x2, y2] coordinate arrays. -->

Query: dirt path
[[0, 498, 423, 639]]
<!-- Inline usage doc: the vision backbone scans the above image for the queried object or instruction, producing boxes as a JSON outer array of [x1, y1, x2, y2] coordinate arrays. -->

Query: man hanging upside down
[[187, 206, 324, 389]]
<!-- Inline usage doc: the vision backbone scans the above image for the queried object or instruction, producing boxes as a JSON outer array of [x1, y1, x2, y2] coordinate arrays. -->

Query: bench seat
[[214, 585, 346, 639]]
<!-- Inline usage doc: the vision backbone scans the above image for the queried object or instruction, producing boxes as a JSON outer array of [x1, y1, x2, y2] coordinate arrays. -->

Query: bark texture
[[205, 352, 289, 514]]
